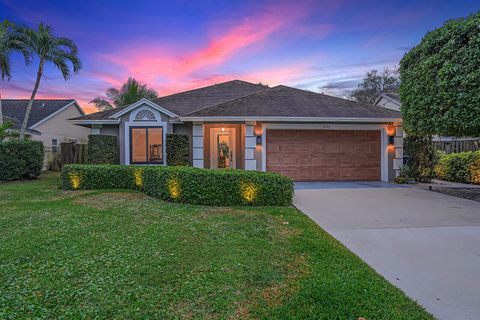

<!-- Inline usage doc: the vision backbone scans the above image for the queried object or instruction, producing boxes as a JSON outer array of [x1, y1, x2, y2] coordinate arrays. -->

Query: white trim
[[123, 105, 167, 165], [69, 119, 121, 125], [111, 98, 178, 119], [261, 123, 390, 182], [180, 116, 402, 123], [30, 100, 85, 129], [374, 93, 401, 107]]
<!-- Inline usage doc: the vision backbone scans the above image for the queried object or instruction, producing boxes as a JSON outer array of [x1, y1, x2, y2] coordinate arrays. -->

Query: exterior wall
[[32, 104, 90, 148], [258, 122, 398, 182], [393, 123, 404, 178], [202, 123, 243, 169], [376, 97, 401, 111], [117, 103, 172, 164], [98, 125, 119, 137]]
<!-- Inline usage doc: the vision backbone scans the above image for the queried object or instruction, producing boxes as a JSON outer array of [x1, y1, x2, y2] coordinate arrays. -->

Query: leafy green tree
[[0, 19, 31, 125], [350, 67, 399, 105], [400, 12, 480, 137], [19, 23, 81, 140], [90, 77, 158, 111]]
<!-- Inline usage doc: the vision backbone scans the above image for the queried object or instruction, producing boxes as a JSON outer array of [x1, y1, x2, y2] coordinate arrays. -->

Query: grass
[[0, 173, 433, 319]]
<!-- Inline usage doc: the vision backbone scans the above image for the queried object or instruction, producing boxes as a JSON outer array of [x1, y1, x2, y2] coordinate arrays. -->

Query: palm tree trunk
[[20, 59, 44, 140], [0, 93, 3, 125]]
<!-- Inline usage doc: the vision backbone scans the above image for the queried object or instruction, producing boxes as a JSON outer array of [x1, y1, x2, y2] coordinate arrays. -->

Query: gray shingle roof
[[185, 85, 402, 118], [73, 80, 267, 120], [2, 99, 76, 128], [72, 80, 401, 121]]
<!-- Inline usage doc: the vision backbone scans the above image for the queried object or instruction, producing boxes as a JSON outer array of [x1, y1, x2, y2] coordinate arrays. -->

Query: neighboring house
[[375, 93, 401, 112], [70, 80, 403, 182], [2, 99, 90, 151]]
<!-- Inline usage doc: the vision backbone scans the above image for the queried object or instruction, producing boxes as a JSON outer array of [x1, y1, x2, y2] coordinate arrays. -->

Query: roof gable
[[2, 99, 80, 128]]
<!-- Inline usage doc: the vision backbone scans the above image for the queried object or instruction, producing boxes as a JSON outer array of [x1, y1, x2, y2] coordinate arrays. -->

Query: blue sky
[[1, 0, 478, 112]]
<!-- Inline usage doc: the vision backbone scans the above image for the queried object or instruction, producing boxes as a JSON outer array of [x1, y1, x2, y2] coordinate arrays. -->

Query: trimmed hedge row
[[87, 135, 119, 164], [62, 164, 293, 206], [166, 134, 189, 166], [435, 151, 480, 184], [0, 140, 44, 181]]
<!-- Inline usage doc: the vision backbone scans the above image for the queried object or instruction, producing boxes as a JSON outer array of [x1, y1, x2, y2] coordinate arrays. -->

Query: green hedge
[[166, 134, 189, 166], [62, 164, 293, 206], [87, 135, 119, 164], [435, 151, 480, 184], [0, 140, 44, 181], [404, 135, 438, 182]]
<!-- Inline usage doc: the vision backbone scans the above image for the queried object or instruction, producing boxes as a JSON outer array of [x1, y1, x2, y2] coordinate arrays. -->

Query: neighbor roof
[[2, 99, 78, 129], [73, 80, 268, 120], [185, 85, 402, 119], [375, 92, 401, 106]]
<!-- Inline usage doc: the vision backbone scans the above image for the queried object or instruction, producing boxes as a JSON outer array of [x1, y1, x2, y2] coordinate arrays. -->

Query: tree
[[0, 19, 31, 125], [19, 23, 81, 140], [90, 77, 158, 111], [400, 12, 480, 137], [350, 67, 399, 105]]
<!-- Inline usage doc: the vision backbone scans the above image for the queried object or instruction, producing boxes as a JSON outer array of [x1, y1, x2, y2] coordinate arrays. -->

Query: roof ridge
[[152, 79, 263, 103], [181, 85, 272, 117]]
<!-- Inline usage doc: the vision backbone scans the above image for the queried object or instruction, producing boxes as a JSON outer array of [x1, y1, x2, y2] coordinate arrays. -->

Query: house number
[[321, 124, 331, 129]]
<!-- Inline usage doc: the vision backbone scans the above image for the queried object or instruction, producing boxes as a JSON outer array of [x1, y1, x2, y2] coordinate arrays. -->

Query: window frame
[[129, 126, 164, 164]]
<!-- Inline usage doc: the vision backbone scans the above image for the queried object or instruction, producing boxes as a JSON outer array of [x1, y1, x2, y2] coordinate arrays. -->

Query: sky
[[1, 0, 479, 113]]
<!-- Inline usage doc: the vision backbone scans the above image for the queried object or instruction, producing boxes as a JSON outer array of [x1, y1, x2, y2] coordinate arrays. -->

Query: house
[[375, 93, 401, 111], [70, 80, 403, 182], [2, 99, 90, 151]]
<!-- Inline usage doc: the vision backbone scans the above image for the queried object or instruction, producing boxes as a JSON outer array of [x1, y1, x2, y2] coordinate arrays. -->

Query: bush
[[62, 164, 294, 206], [400, 12, 480, 137], [166, 134, 189, 166], [87, 135, 119, 164], [0, 140, 44, 181], [403, 135, 438, 182], [435, 151, 480, 184], [62, 164, 138, 190]]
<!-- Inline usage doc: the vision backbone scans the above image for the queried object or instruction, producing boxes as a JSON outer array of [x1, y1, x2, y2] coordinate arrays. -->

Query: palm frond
[[90, 96, 113, 111]]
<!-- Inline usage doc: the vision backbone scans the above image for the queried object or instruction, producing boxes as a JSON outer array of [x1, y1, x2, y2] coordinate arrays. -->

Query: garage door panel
[[266, 129, 381, 181]]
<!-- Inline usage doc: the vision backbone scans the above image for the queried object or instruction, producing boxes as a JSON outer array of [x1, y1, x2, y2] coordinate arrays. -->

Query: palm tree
[[19, 23, 81, 140], [0, 19, 31, 125], [90, 77, 158, 111]]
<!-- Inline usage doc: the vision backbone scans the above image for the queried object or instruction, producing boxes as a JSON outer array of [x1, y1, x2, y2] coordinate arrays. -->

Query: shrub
[[166, 134, 189, 166], [403, 135, 438, 182], [87, 135, 119, 164], [62, 164, 139, 190], [0, 140, 44, 181], [62, 164, 294, 206], [435, 151, 480, 184]]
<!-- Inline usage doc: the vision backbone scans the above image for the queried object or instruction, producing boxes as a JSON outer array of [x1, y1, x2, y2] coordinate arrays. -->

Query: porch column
[[244, 122, 256, 170], [393, 123, 404, 177], [192, 123, 204, 168]]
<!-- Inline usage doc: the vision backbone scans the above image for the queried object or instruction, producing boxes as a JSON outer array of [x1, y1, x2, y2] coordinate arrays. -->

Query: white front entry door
[[210, 128, 236, 169]]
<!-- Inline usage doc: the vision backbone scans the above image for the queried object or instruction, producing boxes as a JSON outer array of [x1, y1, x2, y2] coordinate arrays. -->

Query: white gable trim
[[110, 98, 178, 119], [374, 94, 401, 107], [29, 100, 85, 129]]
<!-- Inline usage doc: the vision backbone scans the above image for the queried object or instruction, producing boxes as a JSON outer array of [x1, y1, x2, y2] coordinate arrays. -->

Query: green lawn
[[0, 173, 433, 319]]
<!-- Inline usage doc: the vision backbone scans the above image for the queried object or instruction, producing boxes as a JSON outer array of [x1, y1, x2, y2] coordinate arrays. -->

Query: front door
[[210, 128, 236, 169]]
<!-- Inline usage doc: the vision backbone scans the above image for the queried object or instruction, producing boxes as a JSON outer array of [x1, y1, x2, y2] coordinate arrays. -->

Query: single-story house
[[2, 99, 90, 150], [70, 80, 403, 182]]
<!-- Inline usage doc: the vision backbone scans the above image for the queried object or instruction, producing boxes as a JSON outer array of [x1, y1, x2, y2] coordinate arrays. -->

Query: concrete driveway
[[294, 182, 480, 320]]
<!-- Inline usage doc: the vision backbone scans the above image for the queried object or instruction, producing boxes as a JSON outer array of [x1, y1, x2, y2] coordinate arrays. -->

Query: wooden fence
[[433, 139, 480, 154], [60, 142, 88, 164]]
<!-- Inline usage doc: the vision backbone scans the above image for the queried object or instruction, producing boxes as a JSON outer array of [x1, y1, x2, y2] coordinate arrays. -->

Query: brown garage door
[[266, 130, 381, 181]]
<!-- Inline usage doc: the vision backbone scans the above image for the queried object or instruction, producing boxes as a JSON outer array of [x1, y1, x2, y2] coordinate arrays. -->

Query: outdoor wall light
[[388, 135, 395, 145], [256, 135, 262, 145]]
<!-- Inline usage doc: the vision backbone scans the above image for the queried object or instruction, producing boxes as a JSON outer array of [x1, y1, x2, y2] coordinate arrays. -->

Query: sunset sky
[[1, 0, 478, 113]]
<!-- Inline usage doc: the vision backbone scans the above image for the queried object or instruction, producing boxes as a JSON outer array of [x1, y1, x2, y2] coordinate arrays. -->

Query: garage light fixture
[[256, 135, 262, 145], [388, 135, 395, 146]]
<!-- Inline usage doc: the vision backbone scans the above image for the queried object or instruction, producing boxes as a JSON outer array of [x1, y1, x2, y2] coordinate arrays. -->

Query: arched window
[[134, 109, 156, 121]]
